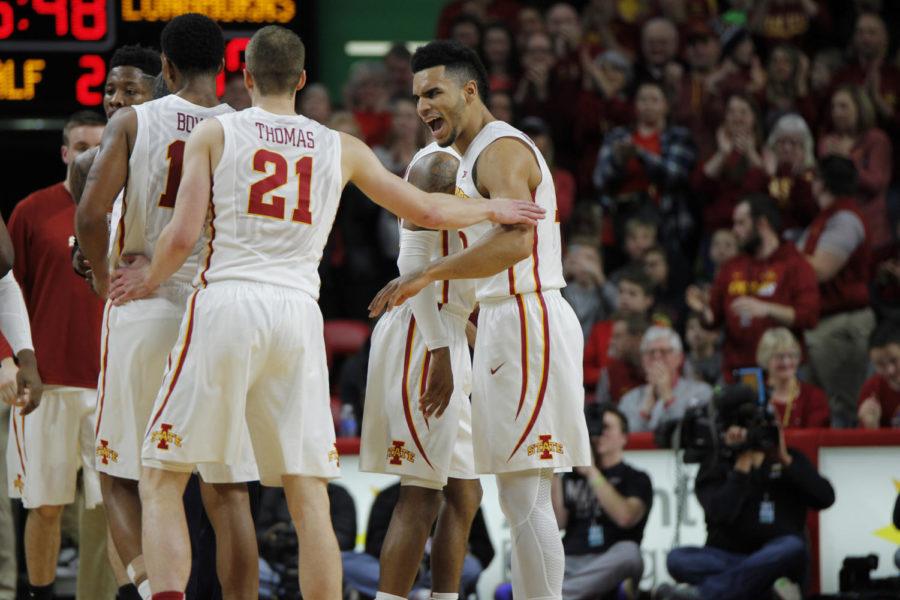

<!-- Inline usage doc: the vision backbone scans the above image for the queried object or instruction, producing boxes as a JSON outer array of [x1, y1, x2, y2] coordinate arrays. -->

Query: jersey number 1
[[247, 150, 313, 224], [158, 140, 185, 208]]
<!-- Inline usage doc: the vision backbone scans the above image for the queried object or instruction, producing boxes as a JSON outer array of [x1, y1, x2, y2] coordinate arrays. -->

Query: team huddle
[[8, 13, 589, 600]]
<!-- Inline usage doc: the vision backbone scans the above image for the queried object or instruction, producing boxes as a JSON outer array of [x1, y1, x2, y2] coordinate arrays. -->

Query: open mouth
[[427, 117, 447, 137]]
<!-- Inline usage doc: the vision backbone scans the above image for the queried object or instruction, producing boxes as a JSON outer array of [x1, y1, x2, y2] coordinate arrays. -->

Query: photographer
[[552, 403, 652, 600], [660, 388, 835, 600]]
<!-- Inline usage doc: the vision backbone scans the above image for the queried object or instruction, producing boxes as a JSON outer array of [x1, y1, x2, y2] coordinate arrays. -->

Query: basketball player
[[75, 14, 259, 600], [106, 25, 542, 600], [368, 40, 592, 599], [359, 141, 484, 600]]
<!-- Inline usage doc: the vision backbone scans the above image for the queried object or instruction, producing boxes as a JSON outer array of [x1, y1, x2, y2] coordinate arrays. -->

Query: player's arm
[[369, 139, 538, 315], [70, 147, 99, 205], [0, 218, 13, 278], [340, 132, 544, 229], [0, 273, 41, 413], [75, 108, 135, 297], [108, 119, 221, 305]]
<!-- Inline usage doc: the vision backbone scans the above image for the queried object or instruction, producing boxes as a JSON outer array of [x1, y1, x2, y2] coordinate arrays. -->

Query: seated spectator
[[619, 326, 712, 432], [757, 327, 830, 429], [671, 21, 723, 159], [514, 32, 557, 121], [435, 0, 521, 40], [257, 483, 356, 598], [562, 238, 608, 340], [686, 194, 820, 381], [632, 17, 681, 92], [594, 80, 697, 250], [691, 94, 768, 234], [342, 482, 494, 597], [449, 14, 483, 50], [661, 396, 835, 600], [595, 312, 649, 405], [515, 5, 545, 53], [605, 213, 660, 297], [817, 85, 893, 250], [520, 116, 575, 224], [683, 311, 722, 386], [383, 43, 413, 99], [552, 403, 652, 600], [747, 0, 831, 52], [585, 266, 656, 389], [298, 82, 332, 124], [642, 244, 687, 326], [343, 61, 392, 146], [480, 22, 519, 92], [707, 228, 739, 280], [374, 96, 429, 175], [706, 27, 765, 103], [800, 155, 874, 427], [758, 44, 815, 130], [488, 89, 515, 123], [762, 113, 818, 237], [858, 320, 900, 429]]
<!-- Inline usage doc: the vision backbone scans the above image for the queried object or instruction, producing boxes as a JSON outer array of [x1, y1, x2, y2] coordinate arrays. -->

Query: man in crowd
[[618, 326, 712, 432], [858, 319, 900, 429], [552, 402, 652, 599], [800, 155, 874, 427], [660, 386, 835, 600], [686, 194, 820, 381], [595, 312, 649, 405]]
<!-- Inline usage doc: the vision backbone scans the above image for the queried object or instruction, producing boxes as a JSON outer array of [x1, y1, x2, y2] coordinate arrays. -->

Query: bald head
[[642, 17, 679, 67]]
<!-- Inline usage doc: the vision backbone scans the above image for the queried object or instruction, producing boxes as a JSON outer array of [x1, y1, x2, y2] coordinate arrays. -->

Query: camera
[[655, 369, 779, 463]]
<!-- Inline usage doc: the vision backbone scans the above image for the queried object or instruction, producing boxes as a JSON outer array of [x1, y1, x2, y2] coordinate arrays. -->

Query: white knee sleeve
[[496, 468, 563, 599]]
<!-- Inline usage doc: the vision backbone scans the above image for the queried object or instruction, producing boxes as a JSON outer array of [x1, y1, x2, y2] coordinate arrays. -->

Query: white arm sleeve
[[0, 273, 33, 353], [398, 229, 448, 351]]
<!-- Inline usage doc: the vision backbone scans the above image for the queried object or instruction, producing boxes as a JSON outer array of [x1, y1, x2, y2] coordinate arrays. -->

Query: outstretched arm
[[369, 138, 539, 315], [341, 132, 544, 229], [75, 109, 134, 297], [108, 119, 221, 304]]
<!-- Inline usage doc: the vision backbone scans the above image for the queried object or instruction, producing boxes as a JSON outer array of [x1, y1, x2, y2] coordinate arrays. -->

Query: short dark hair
[[870, 319, 900, 350], [385, 42, 411, 62], [741, 193, 782, 233], [618, 265, 655, 298], [62, 110, 105, 146], [411, 40, 490, 102], [611, 311, 650, 337], [246, 25, 306, 95], [817, 154, 858, 196], [109, 45, 161, 77], [160, 13, 224, 76], [587, 401, 629, 435]]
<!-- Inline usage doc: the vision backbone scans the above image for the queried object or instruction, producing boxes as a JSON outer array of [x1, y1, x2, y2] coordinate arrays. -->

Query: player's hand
[[420, 347, 454, 419], [109, 254, 154, 305], [15, 350, 42, 415], [0, 357, 18, 407], [368, 271, 432, 317], [488, 199, 546, 226]]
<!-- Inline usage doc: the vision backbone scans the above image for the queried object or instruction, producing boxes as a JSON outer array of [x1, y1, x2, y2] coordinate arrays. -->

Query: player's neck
[[453, 106, 495, 155], [176, 77, 220, 108], [253, 96, 297, 116]]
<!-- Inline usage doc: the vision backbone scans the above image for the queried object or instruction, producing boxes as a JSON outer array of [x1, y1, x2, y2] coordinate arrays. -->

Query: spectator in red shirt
[[747, 0, 831, 53], [595, 312, 650, 406], [671, 21, 722, 159], [757, 327, 830, 429], [706, 27, 766, 104], [858, 320, 900, 429], [692, 94, 769, 232], [480, 22, 519, 93], [686, 194, 820, 381], [343, 61, 392, 146], [8, 110, 109, 599], [758, 44, 816, 129], [801, 155, 875, 427], [762, 113, 818, 237], [817, 85, 893, 250]]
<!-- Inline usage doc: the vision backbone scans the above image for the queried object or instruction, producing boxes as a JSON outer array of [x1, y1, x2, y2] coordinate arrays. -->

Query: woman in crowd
[[817, 85, 894, 250], [759, 44, 815, 129], [763, 113, 818, 238], [757, 327, 830, 429], [480, 22, 519, 92]]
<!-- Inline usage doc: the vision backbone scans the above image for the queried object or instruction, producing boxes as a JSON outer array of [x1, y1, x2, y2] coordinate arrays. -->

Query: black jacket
[[696, 447, 835, 554]]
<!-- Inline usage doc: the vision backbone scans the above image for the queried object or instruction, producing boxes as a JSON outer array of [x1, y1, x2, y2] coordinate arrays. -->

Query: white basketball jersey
[[113, 95, 233, 287], [199, 107, 343, 296], [455, 121, 565, 300], [403, 143, 476, 315]]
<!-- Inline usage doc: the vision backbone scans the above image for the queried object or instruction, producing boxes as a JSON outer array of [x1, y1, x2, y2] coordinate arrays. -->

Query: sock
[[27, 583, 54, 600], [375, 593, 407, 600], [432, 594, 458, 600], [137, 580, 152, 600], [117, 584, 142, 600], [151, 593, 184, 600]]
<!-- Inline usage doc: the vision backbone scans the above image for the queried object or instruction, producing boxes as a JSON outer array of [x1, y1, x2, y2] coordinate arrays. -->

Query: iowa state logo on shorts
[[150, 423, 183, 450], [527, 434, 564, 460], [387, 440, 415, 465], [328, 444, 340, 466], [96, 439, 119, 465]]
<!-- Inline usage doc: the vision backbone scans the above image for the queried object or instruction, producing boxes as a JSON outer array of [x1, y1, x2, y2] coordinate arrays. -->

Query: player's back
[[116, 95, 233, 287], [200, 107, 342, 296], [455, 121, 565, 301]]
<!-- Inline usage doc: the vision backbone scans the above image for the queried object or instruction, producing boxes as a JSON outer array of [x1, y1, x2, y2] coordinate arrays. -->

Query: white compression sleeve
[[398, 228, 448, 350], [0, 273, 33, 353]]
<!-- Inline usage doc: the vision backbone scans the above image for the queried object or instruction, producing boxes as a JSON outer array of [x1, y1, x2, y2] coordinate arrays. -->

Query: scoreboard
[[0, 0, 312, 117]]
